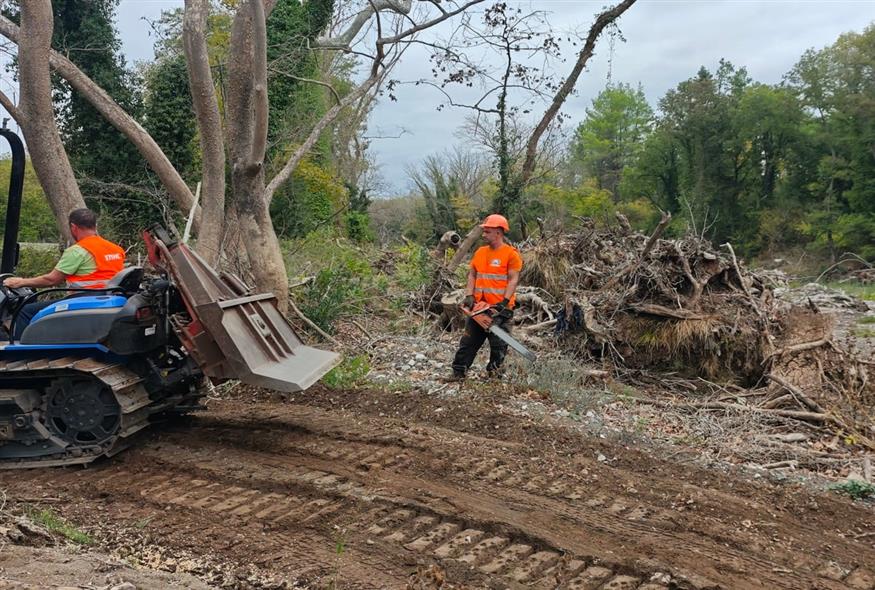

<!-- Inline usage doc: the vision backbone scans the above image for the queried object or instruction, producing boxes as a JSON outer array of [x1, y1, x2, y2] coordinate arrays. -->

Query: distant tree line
[[406, 24, 875, 263]]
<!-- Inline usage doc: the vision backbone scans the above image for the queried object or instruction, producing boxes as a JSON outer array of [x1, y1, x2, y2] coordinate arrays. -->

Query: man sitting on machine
[[2, 208, 125, 340]]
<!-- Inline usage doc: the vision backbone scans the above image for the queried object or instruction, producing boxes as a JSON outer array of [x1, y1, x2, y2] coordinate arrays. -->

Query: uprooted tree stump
[[519, 219, 776, 383]]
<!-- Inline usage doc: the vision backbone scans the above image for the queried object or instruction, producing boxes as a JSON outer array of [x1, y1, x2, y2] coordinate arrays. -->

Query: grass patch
[[853, 328, 875, 338], [822, 281, 875, 302], [506, 356, 606, 418], [27, 507, 93, 545], [856, 316, 875, 325], [829, 480, 875, 501], [322, 355, 370, 389]]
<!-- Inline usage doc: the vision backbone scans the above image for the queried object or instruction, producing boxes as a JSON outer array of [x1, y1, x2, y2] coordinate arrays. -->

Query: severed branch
[[288, 297, 339, 346], [723, 242, 766, 324], [767, 373, 826, 414], [0, 89, 22, 123], [762, 339, 830, 365]]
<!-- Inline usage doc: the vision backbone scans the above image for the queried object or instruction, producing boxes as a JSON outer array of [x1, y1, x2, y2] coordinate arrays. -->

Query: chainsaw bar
[[464, 303, 537, 362], [488, 324, 537, 362]]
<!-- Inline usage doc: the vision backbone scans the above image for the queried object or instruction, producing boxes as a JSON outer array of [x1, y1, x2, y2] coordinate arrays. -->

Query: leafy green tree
[[569, 84, 653, 201], [142, 54, 198, 181], [409, 153, 474, 242], [345, 183, 374, 243], [50, 0, 141, 174], [659, 63, 751, 241], [266, 0, 334, 157], [623, 125, 681, 214], [788, 24, 875, 260], [270, 158, 345, 238]]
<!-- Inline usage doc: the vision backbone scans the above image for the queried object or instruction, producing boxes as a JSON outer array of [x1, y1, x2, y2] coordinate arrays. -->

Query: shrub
[[287, 229, 385, 332], [13, 245, 59, 277], [322, 354, 370, 389], [394, 242, 433, 291]]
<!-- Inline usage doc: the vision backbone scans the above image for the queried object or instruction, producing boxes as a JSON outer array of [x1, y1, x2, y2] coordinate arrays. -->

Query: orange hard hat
[[480, 214, 509, 232]]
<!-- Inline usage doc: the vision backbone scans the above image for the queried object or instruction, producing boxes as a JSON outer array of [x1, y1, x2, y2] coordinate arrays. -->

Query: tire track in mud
[[8, 402, 875, 590], [32, 460, 649, 589], [183, 404, 875, 590]]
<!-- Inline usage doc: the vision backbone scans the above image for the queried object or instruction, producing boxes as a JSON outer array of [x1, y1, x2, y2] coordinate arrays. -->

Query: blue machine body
[[31, 295, 127, 323], [0, 294, 142, 360]]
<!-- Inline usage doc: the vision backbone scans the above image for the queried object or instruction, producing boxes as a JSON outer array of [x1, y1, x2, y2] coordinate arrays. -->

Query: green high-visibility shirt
[[54, 244, 97, 276]]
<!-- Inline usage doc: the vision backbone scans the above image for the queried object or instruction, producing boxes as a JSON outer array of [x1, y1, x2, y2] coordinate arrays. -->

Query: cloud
[[367, 1, 873, 194]]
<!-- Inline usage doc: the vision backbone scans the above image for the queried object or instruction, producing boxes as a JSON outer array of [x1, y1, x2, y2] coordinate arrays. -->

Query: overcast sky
[[361, 0, 874, 195], [4, 1, 874, 196]]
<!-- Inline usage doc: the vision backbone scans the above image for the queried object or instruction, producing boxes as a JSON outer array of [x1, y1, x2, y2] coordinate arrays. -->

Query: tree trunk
[[225, 0, 289, 310], [17, 0, 85, 243], [183, 0, 225, 265], [238, 177, 289, 311]]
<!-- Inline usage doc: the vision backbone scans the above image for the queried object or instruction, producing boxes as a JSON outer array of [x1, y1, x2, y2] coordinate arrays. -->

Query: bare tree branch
[[519, 0, 637, 185], [377, 0, 487, 45], [268, 68, 342, 105], [264, 73, 381, 203], [314, 0, 413, 49]]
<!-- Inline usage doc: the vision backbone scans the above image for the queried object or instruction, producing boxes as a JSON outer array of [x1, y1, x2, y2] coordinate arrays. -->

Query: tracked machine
[[0, 128, 340, 468]]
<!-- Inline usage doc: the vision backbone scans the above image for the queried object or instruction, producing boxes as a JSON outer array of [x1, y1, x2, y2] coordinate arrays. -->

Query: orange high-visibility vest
[[67, 235, 125, 289], [470, 243, 522, 307]]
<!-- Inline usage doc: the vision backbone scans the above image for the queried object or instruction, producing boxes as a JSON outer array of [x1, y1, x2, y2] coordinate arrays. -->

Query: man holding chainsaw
[[450, 214, 522, 380]]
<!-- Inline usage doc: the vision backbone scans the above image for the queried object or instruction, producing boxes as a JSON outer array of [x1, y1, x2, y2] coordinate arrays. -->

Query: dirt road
[[2, 385, 874, 589]]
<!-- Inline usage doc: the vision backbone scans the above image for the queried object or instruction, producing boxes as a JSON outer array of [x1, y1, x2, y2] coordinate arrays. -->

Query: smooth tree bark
[[182, 0, 225, 264], [224, 0, 289, 306], [16, 0, 85, 244], [2, 0, 489, 309]]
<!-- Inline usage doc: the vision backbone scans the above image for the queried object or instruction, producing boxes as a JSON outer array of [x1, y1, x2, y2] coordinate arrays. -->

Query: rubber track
[[0, 356, 152, 468]]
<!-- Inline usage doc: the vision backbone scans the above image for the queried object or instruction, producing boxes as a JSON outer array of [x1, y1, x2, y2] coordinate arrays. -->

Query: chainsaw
[[463, 301, 537, 362]]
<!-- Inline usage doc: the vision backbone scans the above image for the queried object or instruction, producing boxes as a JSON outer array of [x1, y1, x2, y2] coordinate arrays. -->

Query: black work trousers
[[451, 310, 513, 376]]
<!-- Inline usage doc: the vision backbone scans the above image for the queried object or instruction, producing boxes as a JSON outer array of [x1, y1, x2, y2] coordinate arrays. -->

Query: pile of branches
[[516, 214, 874, 448], [520, 214, 776, 383], [418, 214, 873, 447]]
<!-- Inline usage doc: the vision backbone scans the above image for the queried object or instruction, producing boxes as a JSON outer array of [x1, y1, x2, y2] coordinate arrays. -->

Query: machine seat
[[106, 266, 143, 292]]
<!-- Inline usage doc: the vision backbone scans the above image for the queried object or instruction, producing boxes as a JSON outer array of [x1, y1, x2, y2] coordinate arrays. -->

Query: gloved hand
[[462, 294, 475, 309], [492, 298, 510, 315]]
